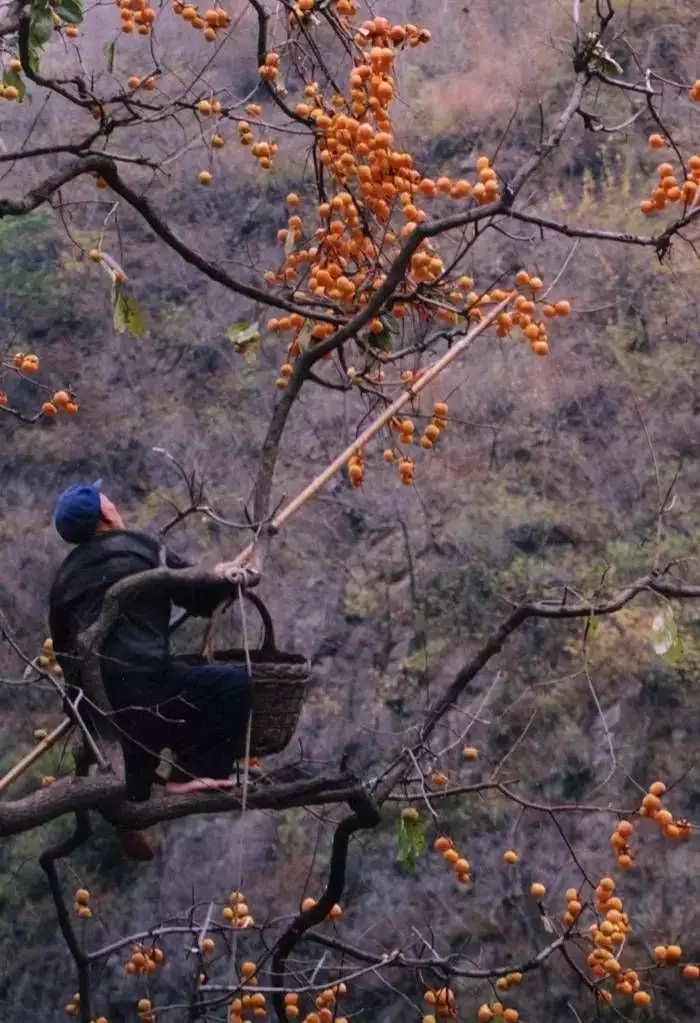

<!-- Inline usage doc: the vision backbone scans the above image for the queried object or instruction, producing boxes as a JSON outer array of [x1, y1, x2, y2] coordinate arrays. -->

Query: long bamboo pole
[[1, 300, 510, 794], [237, 295, 512, 562], [0, 717, 74, 796]]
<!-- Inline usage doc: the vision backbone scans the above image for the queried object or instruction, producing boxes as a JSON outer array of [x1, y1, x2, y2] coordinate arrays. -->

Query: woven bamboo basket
[[174, 592, 310, 758]]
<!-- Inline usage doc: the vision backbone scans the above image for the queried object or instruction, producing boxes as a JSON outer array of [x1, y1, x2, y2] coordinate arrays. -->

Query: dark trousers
[[119, 661, 253, 801]]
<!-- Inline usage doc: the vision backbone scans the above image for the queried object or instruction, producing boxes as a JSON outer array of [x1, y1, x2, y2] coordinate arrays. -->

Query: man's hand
[[214, 562, 261, 590]]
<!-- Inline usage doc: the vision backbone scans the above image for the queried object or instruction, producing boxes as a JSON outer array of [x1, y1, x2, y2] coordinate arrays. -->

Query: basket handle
[[200, 591, 277, 663]]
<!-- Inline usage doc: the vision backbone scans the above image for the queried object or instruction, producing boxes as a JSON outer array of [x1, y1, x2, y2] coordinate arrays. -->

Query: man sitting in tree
[[49, 481, 254, 860]]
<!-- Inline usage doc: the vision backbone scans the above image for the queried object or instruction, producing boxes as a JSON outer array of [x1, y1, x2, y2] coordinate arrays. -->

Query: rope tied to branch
[[227, 584, 254, 974]]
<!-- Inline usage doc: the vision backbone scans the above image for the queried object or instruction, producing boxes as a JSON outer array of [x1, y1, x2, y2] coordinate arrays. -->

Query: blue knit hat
[[54, 480, 103, 544]]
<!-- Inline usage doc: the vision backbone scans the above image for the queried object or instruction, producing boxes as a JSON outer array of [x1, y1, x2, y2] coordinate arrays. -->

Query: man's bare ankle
[[164, 777, 234, 795]]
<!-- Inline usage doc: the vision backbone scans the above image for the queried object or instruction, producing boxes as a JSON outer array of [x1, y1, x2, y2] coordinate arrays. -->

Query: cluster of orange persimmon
[[0, 83, 21, 100], [288, 0, 354, 18], [638, 780, 692, 839], [173, 0, 231, 39], [0, 59, 22, 100], [476, 1001, 520, 1022], [229, 968, 349, 1023], [347, 449, 365, 487], [494, 971, 524, 995], [13, 351, 40, 374], [126, 74, 157, 92], [258, 50, 281, 84], [640, 142, 700, 214], [123, 941, 165, 976], [202, 100, 260, 158], [300, 895, 344, 921], [229, 962, 263, 1023], [322, 397, 453, 491], [382, 399, 449, 462], [253, 10, 572, 390], [561, 886, 583, 928], [609, 780, 692, 870], [64, 993, 108, 1021], [113, 0, 156, 36], [423, 986, 458, 1021], [655, 945, 700, 980], [230, 989, 268, 1021], [43, 390, 80, 417], [1, 357, 77, 418], [1, 354, 79, 418], [234, 115, 280, 176], [71, 887, 93, 920], [109, 0, 229, 38], [584, 877, 653, 1006], [309, 983, 349, 1018], [222, 889, 255, 928], [433, 835, 471, 885], [691, 79, 700, 102]]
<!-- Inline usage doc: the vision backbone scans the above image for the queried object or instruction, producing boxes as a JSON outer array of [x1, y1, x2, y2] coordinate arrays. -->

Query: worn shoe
[[118, 829, 155, 861]]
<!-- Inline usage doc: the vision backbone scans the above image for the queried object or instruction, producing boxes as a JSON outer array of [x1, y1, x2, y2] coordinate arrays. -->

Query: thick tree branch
[[2, 544, 696, 841], [0, 153, 337, 320], [508, 206, 700, 254], [373, 570, 700, 803], [0, 154, 109, 217], [0, 772, 125, 837], [39, 807, 92, 1023], [105, 775, 362, 828], [419, 572, 700, 744], [249, 75, 589, 521], [0, 140, 103, 164], [247, 0, 313, 127], [269, 789, 380, 1022], [0, 771, 361, 838], [304, 929, 568, 980], [93, 161, 340, 320]]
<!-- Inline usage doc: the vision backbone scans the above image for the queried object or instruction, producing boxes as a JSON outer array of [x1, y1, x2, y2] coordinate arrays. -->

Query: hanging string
[[228, 584, 255, 978]]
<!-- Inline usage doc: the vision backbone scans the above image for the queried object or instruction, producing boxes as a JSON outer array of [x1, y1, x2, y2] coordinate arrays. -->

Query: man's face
[[99, 493, 125, 530]]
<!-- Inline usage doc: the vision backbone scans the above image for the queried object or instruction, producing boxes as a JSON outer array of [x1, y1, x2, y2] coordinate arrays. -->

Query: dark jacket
[[49, 530, 230, 709]]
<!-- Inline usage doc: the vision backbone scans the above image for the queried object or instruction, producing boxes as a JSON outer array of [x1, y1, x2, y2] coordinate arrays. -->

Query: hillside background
[[1, 0, 700, 1020]]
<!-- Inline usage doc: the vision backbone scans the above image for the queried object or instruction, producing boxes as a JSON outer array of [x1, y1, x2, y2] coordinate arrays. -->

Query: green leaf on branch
[[371, 326, 392, 351], [26, 39, 42, 73], [56, 0, 83, 24], [295, 320, 313, 352], [396, 810, 426, 873], [651, 608, 684, 663], [226, 321, 260, 353], [665, 633, 685, 665], [363, 313, 399, 353], [2, 69, 26, 102], [29, 2, 55, 48], [102, 39, 116, 72], [112, 286, 145, 337], [382, 314, 402, 334], [284, 228, 296, 259], [272, 69, 287, 98]]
